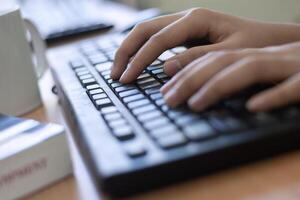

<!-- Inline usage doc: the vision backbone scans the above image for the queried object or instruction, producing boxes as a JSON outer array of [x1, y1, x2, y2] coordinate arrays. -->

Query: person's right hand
[[111, 8, 300, 83]]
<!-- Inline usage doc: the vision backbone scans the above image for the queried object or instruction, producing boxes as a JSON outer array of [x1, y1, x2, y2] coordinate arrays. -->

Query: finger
[[163, 50, 242, 107], [247, 73, 300, 112], [188, 56, 300, 111], [111, 13, 182, 79], [119, 9, 216, 83], [161, 47, 256, 95], [163, 43, 230, 77], [161, 50, 219, 94]]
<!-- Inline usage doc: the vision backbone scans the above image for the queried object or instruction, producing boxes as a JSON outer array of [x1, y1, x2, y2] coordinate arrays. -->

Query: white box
[[0, 115, 72, 200]]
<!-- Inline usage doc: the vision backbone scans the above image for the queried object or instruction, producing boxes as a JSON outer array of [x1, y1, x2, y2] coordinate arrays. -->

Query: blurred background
[[10, 0, 300, 43], [121, 0, 300, 23]]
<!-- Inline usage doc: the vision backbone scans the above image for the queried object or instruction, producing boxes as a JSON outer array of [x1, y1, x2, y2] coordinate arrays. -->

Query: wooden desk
[[15, 3, 300, 200]]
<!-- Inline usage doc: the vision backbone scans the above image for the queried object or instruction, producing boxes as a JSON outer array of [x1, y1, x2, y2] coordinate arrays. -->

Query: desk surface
[[13, 2, 300, 199]]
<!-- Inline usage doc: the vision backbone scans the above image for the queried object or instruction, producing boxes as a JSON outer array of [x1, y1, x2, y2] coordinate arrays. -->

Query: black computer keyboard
[[19, 0, 113, 42], [50, 33, 300, 197]]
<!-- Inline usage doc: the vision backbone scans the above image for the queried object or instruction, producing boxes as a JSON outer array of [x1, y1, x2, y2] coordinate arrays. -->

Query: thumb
[[164, 43, 228, 76]]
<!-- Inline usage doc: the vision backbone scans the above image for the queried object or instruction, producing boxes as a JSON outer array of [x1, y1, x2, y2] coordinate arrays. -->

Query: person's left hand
[[161, 41, 300, 112]]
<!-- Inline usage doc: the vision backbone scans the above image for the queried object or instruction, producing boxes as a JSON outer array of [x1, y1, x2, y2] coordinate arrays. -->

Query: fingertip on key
[[110, 66, 118, 80], [246, 97, 266, 112], [119, 70, 131, 84], [160, 84, 170, 94], [164, 88, 180, 108], [164, 59, 181, 76]]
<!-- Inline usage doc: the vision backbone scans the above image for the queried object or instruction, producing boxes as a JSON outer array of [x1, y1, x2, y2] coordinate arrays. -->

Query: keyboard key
[[137, 73, 151, 80], [209, 117, 226, 132], [97, 39, 116, 50], [149, 124, 177, 139], [112, 126, 135, 141], [161, 105, 170, 112], [115, 85, 135, 93], [79, 74, 93, 80], [88, 88, 104, 95], [123, 141, 147, 158], [70, 60, 84, 69], [111, 82, 123, 88], [80, 43, 98, 54], [150, 93, 163, 100], [78, 74, 93, 82], [74, 67, 90, 74], [75, 67, 88, 73], [95, 98, 112, 109], [127, 99, 150, 109], [223, 99, 246, 112], [86, 84, 101, 90], [104, 74, 111, 80], [152, 68, 164, 74], [140, 81, 161, 90], [156, 133, 187, 149], [104, 112, 122, 121], [109, 118, 127, 128], [92, 93, 108, 100], [143, 117, 170, 130], [223, 117, 248, 132], [82, 78, 97, 87], [101, 106, 118, 114], [107, 79, 113, 84], [132, 105, 157, 116], [171, 46, 187, 54], [208, 111, 245, 132], [123, 94, 145, 103], [95, 62, 112, 72], [174, 115, 199, 126], [249, 112, 277, 126], [76, 70, 90, 76], [101, 70, 111, 76], [138, 79, 160, 88], [156, 73, 169, 80], [147, 65, 163, 71], [119, 89, 140, 98], [150, 60, 161, 66], [137, 77, 156, 85], [137, 110, 162, 122], [88, 54, 108, 65], [113, 35, 126, 46], [155, 99, 166, 106], [166, 110, 185, 119], [106, 49, 117, 60], [145, 86, 161, 95], [184, 122, 216, 141], [158, 50, 175, 61]]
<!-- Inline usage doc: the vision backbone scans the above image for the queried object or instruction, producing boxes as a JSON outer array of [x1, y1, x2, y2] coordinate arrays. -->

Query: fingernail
[[165, 59, 181, 71], [160, 83, 170, 94], [119, 63, 131, 83], [188, 93, 206, 111], [247, 97, 265, 112], [110, 65, 117, 78], [119, 71, 128, 83], [164, 88, 179, 107]]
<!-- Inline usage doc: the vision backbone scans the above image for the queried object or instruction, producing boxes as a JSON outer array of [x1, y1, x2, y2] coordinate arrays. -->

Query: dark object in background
[[18, 0, 114, 43]]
